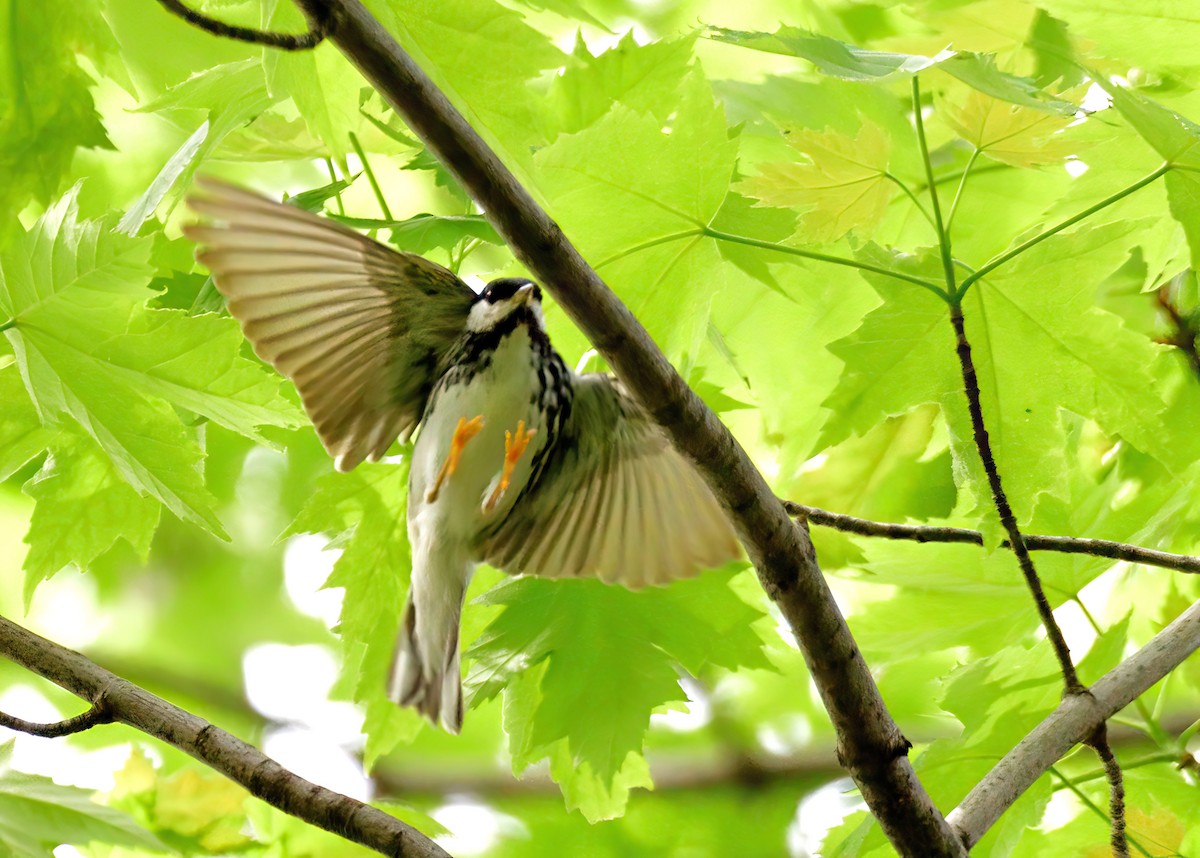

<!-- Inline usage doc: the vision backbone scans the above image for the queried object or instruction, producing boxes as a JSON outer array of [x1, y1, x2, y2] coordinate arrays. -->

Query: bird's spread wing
[[481, 375, 741, 587], [186, 177, 476, 471]]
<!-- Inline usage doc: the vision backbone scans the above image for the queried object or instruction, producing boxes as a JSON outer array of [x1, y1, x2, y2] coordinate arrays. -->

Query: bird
[[186, 177, 741, 733]]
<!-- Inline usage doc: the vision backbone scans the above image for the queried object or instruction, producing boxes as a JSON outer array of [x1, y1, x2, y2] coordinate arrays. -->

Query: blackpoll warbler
[[187, 179, 740, 732]]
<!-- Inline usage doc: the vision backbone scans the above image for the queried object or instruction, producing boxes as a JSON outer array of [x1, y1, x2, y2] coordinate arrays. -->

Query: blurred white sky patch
[[244, 643, 370, 800], [263, 726, 371, 802], [788, 777, 864, 857], [283, 534, 344, 628], [432, 799, 526, 856], [242, 643, 362, 743], [26, 571, 103, 650]]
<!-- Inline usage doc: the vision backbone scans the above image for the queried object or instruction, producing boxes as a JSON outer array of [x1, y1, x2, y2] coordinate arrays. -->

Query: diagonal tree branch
[[782, 501, 1200, 574], [282, 0, 964, 854], [0, 614, 451, 858], [947, 597, 1200, 848]]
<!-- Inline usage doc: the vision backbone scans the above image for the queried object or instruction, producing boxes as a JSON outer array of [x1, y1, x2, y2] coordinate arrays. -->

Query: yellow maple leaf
[[739, 120, 894, 242], [942, 89, 1081, 167]]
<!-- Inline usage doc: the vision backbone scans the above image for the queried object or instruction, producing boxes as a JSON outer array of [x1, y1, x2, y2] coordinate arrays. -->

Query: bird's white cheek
[[466, 301, 505, 332]]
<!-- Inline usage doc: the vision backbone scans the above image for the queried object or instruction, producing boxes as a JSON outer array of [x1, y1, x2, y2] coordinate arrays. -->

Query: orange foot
[[426, 415, 485, 503], [484, 420, 538, 512]]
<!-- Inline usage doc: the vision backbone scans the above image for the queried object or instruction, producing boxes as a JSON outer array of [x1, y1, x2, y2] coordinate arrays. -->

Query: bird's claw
[[484, 420, 537, 512], [426, 415, 485, 503]]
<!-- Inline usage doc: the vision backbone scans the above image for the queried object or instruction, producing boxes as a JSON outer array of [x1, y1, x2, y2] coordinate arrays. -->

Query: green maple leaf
[[0, 362, 55, 482], [366, 0, 564, 174], [1037, 0, 1200, 71], [1095, 80, 1200, 270], [0, 0, 112, 223], [22, 431, 161, 601], [821, 224, 1166, 523], [1, 188, 303, 536], [534, 70, 741, 361], [122, 60, 277, 232], [543, 32, 696, 137], [467, 571, 768, 815]]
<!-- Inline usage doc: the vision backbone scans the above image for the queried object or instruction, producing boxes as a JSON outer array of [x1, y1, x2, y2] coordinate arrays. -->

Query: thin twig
[[949, 304, 1083, 693], [0, 615, 450, 858], [782, 501, 1200, 574], [1087, 725, 1130, 858], [153, 0, 330, 49], [0, 700, 113, 737]]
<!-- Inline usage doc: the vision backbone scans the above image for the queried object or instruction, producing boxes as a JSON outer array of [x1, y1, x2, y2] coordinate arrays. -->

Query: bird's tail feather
[[389, 581, 466, 734]]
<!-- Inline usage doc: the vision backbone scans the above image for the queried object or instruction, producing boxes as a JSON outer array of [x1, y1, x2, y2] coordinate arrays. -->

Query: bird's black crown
[[481, 277, 542, 304]]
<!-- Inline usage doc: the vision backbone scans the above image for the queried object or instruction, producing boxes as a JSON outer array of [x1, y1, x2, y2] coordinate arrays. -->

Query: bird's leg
[[483, 420, 537, 512], [426, 415, 485, 503]]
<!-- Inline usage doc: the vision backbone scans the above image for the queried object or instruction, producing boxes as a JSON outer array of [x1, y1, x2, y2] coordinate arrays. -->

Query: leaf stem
[[1051, 752, 1181, 790], [958, 163, 1171, 298], [325, 158, 346, 215], [349, 131, 393, 220], [945, 148, 981, 232], [911, 76, 958, 296], [703, 227, 951, 300], [0, 319, 14, 334], [884, 171, 936, 228]]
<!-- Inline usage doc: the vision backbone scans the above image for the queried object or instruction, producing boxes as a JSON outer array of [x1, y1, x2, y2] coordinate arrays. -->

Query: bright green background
[[1, 0, 1199, 855]]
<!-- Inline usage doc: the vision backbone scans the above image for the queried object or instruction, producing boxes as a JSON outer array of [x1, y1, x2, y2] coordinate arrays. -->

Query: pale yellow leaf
[[738, 120, 893, 242], [943, 89, 1080, 167]]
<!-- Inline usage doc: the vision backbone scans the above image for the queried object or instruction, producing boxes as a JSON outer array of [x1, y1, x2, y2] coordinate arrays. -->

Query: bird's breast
[[409, 327, 557, 536]]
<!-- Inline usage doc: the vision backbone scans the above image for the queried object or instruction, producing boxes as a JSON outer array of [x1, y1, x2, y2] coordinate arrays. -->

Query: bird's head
[[467, 277, 545, 333]]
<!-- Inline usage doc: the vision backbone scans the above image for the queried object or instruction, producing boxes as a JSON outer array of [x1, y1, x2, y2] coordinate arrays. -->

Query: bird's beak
[[515, 283, 535, 305]]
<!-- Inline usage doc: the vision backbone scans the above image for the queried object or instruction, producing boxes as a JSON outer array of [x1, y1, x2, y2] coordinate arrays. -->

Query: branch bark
[[947, 597, 1200, 848], [289, 1, 965, 854], [0, 615, 451, 858], [783, 501, 1200, 574]]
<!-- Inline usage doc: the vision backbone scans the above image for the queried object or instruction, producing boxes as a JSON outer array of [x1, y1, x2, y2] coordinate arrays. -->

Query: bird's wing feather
[[481, 375, 741, 587], [185, 177, 475, 471]]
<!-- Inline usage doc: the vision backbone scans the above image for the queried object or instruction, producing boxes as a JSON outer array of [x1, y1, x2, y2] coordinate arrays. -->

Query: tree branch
[[0, 615, 450, 858], [782, 502, 1200, 574], [947, 597, 1200, 848], [153, 0, 330, 49], [0, 701, 112, 737], [280, 1, 964, 854]]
